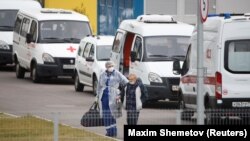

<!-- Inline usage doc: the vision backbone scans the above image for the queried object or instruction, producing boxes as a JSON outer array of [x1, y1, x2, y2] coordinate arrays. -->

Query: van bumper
[[146, 77, 180, 101], [0, 51, 13, 65], [146, 85, 179, 101], [36, 58, 75, 77], [36, 64, 74, 77], [209, 97, 250, 109]]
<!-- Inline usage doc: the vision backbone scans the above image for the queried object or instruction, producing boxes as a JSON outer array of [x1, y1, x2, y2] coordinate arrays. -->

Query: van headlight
[[42, 53, 55, 63], [148, 72, 163, 83], [0, 40, 10, 50]]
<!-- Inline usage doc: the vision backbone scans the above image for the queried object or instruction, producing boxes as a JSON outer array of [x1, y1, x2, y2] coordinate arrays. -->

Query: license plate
[[172, 85, 179, 91], [63, 64, 74, 69], [232, 102, 250, 107]]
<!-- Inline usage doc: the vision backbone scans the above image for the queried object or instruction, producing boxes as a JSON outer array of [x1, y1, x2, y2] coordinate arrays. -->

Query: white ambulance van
[[13, 8, 92, 83], [0, 0, 41, 66], [173, 14, 250, 115], [110, 15, 194, 102]]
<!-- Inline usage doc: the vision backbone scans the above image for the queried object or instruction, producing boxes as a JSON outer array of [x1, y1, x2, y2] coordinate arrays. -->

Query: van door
[[110, 30, 126, 72], [27, 20, 38, 65], [19, 17, 31, 68], [13, 14, 23, 61], [78, 42, 92, 85], [130, 35, 144, 78]]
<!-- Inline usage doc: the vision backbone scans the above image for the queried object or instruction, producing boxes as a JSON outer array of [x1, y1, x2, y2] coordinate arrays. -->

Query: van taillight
[[215, 72, 222, 99]]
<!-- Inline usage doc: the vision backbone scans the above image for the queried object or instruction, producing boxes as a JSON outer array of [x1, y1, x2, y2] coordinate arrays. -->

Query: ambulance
[[0, 0, 41, 66], [13, 8, 92, 83], [110, 15, 194, 102], [173, 14, 250, 113]]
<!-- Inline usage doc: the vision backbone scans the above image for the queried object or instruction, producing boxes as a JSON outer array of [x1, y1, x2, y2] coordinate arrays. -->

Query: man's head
[[105, 61, 115, 72], [128, 73, 137, 84]]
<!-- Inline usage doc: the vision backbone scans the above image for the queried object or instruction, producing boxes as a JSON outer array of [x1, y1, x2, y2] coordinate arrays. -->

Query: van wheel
[[74, 73, 84, 92], [16, 62, 25, 79], [93, 77, 98, 96], [31, 64, 41, 83]]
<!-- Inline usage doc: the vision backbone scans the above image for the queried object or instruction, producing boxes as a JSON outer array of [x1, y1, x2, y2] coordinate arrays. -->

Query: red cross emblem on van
[[67, 46, 76, 53]]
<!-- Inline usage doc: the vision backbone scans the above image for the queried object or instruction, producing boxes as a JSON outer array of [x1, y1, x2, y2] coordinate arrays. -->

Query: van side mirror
[[130, 51, 137, 62], [26, 33, 32, 44], [86, 57, 94, 62], [173, 60, 181, 75]]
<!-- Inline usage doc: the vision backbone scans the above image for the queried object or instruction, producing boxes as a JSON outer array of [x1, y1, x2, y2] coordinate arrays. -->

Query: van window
[[144, 36, 190, 61], [182, 44, 191, 75], [97, 45, 112, 61], [14, 15, 23, 33], [83, 43, 91, 58], [89, 44, 95, 58], [132, 36, 143, 61], [38, 21, 91, 43], [0, 10, 18, 31], [112, 32, 123, 53], [30, 20, 38, 42], [225, 40, 250, 73], [20, 18, 30, 37]]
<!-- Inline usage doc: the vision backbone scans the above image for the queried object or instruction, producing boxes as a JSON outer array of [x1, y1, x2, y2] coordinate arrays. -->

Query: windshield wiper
[[41, 37, 66, 43], [171, 55, 185, 59], [98, 58, 109, 61], [148, 55, 169, 57], [43, 37, 62, 40], [63, 38, 80, 42], [171, 55, 186, 61], [0, 26, 13, 30]]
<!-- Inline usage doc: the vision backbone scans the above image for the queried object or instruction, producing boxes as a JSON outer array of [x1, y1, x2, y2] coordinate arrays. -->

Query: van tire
[[16, 62, 25, 79], [31, 64, 41, 83], [93, 76, 98, 96], [74, 73, 84, 92]]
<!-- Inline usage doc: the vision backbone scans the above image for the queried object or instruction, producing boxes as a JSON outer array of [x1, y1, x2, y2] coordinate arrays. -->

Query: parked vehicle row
[[4, 0, 250, 120]]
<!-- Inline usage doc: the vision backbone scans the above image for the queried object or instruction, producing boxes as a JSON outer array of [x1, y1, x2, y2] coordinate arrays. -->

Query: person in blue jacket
[[95, 61, 128, 137]]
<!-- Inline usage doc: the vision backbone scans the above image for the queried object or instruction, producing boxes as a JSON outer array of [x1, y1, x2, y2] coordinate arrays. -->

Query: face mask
[[107, 67, 114, 72]]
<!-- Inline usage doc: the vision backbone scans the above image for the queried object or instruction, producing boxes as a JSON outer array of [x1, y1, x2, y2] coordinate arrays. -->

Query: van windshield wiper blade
[[0, 25, 13, 28], [42, 37, 66, 43], [0, 26, 13, 30], [171, 55, 185, 60], [63, 38, 80, 41], [148, 55, 169, 57]]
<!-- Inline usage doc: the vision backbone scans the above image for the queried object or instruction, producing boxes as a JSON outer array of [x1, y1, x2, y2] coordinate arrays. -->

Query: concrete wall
[[216, 0, 250, 13]]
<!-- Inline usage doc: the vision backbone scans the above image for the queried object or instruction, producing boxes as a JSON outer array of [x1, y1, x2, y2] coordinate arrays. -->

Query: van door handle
[[193, 87, 195, 92]]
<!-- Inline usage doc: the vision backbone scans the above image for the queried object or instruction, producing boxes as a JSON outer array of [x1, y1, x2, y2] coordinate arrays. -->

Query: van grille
[[162, 77, 180, 88], [54, 58, 75, 65]]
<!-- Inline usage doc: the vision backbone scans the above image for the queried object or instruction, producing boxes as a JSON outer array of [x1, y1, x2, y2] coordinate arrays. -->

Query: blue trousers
[[101, 88, 117, 136]]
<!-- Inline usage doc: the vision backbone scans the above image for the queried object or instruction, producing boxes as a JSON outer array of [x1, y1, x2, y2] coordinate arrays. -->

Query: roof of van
[[118, 15, 194, 37], [18, 8, 89, 21], [0, 0, 42, 9], [82, 35, 115, 46], [201, 15, 250, 33]]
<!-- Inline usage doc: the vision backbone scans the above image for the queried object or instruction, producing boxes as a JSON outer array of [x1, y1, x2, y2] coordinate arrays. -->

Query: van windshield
[[38, 21, 91, 43], [144, 36, 190, 61], [0, 10, 18, 31], [225, 40, 250, 73], [96, 45, 112, 61]]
